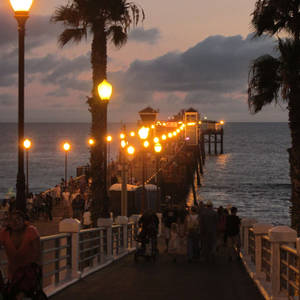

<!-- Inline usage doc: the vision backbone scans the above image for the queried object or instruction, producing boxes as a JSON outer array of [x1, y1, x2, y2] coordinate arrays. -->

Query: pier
[[0, 108, 296, 300], [0, 217, 297, 299]]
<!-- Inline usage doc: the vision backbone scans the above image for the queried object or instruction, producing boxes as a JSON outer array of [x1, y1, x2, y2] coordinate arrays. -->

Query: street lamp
[[23, 138, 31, 198], [138, 127, 149, 140], [63, 142, 71, 189], [138, 127, 150, 212], [154, 143, 162, 210], [106, 135, 112, 187], [97, 79, 112, 215], [120, 145, 135, 216], [10, 0, 34, 212], [88, 138, 95, 146]]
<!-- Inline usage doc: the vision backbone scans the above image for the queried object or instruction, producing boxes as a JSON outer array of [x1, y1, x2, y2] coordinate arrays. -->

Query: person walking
[[226, 207, 241, 261], [185, 206, 200, 262], [201, 201, 218, 262], [168, 223, 180, 262], [162, 202, 177, 253], [0, 210, 45, 299], [216, 206, 227, 255]]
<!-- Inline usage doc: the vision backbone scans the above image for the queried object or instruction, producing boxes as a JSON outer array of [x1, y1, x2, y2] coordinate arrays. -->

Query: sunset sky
[[0, 0, 288, 122]]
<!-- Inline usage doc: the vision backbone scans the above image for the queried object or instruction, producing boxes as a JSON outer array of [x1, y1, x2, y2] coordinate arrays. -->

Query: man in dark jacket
[[226, 207, 241, 261]]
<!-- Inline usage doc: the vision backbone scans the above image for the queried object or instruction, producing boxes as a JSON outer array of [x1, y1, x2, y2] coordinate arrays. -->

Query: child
[[168, 222, 179, 262]]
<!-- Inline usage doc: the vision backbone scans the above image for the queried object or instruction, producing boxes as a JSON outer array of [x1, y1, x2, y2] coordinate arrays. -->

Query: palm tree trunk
[[89, 21, 109, 224], [288, 88, 300, 234]]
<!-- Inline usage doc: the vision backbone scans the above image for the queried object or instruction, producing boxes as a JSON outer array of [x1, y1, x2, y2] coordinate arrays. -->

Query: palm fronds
[[107, 25, 127, 48], [248, 54, 281, 113], [58, 28, 87, 47], [251, 0, 300, 39]]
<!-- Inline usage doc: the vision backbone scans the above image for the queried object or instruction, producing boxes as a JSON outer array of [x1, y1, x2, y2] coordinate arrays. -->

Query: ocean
[[0, 122, 291, 225]]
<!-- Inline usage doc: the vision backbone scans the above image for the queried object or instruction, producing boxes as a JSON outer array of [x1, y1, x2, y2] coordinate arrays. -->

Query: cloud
[[105, 33, 287, 121], [110, 34, 276, 107], [0, 12, 60, 50], [128, 27, 161, 44], [0, 49, 91, 98]]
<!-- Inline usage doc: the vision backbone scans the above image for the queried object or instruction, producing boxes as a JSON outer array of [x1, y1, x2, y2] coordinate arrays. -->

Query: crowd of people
[[161, 201, 241, 263], [1, 176, 93, 229]]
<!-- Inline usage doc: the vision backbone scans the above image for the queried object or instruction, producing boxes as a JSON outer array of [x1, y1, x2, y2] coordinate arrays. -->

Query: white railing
[[240, 220, 299, 300], [0, 218, 138, 298]]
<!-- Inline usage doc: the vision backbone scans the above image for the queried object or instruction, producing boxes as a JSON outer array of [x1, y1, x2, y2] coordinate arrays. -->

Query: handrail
[[0, 219, 137, 298]]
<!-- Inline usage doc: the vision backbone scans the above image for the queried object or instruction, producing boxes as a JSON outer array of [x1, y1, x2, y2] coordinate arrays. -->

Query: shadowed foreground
[[51, 244, 264, 300]]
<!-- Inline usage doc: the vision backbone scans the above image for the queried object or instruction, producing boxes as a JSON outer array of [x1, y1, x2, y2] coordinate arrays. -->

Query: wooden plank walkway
[[51, 240, 264, 300]]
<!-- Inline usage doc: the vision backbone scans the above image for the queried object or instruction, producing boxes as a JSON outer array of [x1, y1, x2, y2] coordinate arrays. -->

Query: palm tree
[[248, 0, 300, 232], [51, 0, 144, 223]]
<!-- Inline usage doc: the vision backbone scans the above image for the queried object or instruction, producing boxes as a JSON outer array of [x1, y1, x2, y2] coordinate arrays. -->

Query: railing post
[[269, 226, 297, 299], [253, 223, 273, 279], [115, 216, 129, 251], [97, 218, 113, 260], [59, 218, 81, 279], [241, 218, 256, 255]]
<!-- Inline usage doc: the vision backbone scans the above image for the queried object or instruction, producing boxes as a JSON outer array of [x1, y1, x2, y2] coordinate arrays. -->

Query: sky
[[0, 0, 288, 122]]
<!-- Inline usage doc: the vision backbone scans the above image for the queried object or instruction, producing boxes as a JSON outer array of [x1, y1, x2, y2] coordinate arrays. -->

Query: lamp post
[[23, 138, 31, 198], [138, 127, 149, 212], [154, 143, 162, 211], [10, 0, 33, 212], [97, 80, 112, 215], [63, 142, 71, 189], [106, 135, 112, 187], [120, 145, 135, 216]]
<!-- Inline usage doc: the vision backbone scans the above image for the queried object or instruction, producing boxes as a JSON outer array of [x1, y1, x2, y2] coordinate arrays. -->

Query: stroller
[[134, 218, 159, 263]]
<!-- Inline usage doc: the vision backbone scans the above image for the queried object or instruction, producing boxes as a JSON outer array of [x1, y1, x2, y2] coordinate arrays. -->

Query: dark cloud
[[128, 27, 161, 44], [0, 48, 91, 98], [0, 12, 61, 50], [115, 34, 276, 94], [110, 34, 276, 107]]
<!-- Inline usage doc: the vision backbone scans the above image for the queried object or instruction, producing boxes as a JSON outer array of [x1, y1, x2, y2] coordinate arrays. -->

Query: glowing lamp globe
[[120, 133, 125, 139], [23, 138, 31, 149], [121, 140, 127, 148], [130, 131, 135, 137], [154, 143, 162, 153], [138, 127, 149, 140], [168, 133, 173, 138], [127, 146, 135, 155], [10, 0, 33, 12], [98, 79, 112, 100], [143, 141, 149, 148], [106, 135, 112, 142], [63, 142, 70, 151], [162, 134, 167, 141], [220, 120, 225, 125], [153, 137, 159, 143], [88, 138, 95, 146]]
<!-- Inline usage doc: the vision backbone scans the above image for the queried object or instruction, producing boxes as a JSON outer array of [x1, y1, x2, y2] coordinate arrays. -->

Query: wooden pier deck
[[51, 238, 264, 300]]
